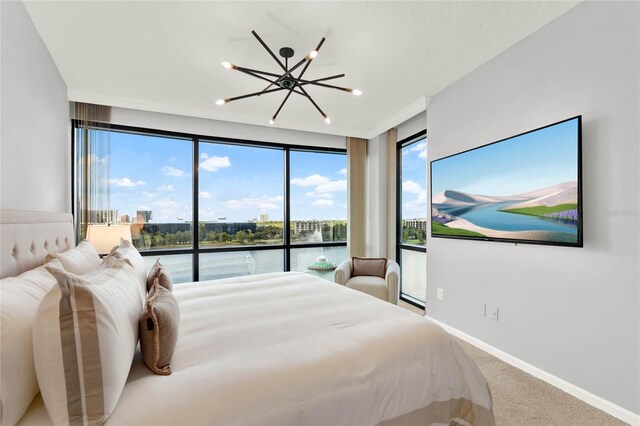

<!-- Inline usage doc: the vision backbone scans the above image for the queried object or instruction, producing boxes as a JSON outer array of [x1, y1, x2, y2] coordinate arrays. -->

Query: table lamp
[[86, 224, 132, 255]]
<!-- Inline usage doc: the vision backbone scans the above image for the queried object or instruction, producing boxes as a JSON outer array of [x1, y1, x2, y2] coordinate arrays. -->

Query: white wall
[[366, 111, 427, 258], [102, 107, 345, 149], [426, 1, 639, 416], [1, 1, 70, 213]]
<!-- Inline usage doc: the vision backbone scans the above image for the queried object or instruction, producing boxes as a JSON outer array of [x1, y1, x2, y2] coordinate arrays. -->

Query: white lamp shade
[[86, 224, 132, 255]]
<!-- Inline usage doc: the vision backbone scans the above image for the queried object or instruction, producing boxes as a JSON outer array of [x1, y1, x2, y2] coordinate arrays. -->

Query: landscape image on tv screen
[[430, 116, 582, 246]]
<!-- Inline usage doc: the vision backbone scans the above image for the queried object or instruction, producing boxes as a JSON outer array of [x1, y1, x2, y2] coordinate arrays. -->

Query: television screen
[[430, 116, 582, 247]]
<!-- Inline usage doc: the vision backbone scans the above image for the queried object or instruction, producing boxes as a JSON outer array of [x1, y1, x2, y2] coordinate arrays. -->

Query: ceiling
[[24, 1, 580, 139]]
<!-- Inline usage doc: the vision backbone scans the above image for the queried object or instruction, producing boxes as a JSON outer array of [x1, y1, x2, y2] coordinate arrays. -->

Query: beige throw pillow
[[45, 239, 101, 275], [0, 261, 59, 426], [139, 280, 180, 375], [34, 257, 143, 425], [109, 238, 147, 295], [146, 258, 173, 292], [351, 257, 387, 279]]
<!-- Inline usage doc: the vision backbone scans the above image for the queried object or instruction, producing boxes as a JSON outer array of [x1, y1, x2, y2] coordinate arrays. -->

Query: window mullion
[[193, 137, 200, 282], [284, 148, 291, 271]]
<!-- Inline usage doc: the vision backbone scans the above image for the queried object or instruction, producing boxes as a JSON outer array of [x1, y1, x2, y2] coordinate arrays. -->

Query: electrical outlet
[[480, 304, 486, 317], [488, 305, 499, 321], [437, 288, 444, 301]]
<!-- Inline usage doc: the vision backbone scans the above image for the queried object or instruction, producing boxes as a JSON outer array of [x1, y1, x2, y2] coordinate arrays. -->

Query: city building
[[89, 209, 118, 224]]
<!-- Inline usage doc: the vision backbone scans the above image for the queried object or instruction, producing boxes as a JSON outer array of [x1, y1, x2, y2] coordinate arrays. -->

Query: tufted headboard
[[0, 209, 75, 279]]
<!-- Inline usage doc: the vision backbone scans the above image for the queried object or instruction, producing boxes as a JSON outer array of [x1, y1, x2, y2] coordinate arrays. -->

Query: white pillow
[[0, 261, 60, 426], [45, 239, 100, 275], [34, 255, 143, 425], [109, 238, 147, 294]]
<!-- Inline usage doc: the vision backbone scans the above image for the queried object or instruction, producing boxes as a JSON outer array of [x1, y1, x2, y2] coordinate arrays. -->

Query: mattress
[[18, 272, 494, 425]]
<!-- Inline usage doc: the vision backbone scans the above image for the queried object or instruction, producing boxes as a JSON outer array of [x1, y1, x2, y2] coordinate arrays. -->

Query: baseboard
[[429, 318, 640, 426]]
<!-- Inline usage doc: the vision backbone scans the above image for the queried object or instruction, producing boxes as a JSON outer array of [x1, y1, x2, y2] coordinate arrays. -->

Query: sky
[[431, 118, 579, 197], [99, 130, 347, 223], [401, 138, 428, 220]]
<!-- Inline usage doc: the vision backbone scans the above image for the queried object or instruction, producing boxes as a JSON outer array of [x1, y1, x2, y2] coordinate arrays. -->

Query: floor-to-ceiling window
[[73, 121, 347, 283], [289, 150, 348, 280], [397, 130, 427, 306]]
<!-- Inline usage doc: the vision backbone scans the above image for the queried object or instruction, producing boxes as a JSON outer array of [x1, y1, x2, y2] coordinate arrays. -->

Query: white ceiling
[[24, 1, 579, 139]]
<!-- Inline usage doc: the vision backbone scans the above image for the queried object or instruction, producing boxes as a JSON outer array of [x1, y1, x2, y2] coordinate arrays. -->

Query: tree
[[236, 230, 246, 244]]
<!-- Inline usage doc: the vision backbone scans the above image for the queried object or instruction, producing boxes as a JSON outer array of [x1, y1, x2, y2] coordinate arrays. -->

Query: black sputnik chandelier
[[216, 30, 362, 125]]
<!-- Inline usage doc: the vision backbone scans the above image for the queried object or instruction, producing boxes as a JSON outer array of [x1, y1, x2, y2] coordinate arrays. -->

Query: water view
[[439, 201, 578, 235], [144, 246, 349, 284]]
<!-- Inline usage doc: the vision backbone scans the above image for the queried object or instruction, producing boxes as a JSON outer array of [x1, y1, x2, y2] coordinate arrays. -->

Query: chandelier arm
[[235, 68, 281, 87], [296, 79, 351, 92], [306, 74, 345, 83], [251, 30, 287, 73], [298, 86, 327, 119], [272, 89, 294, 120], [258, 82, 275, 96], [278, 37, 326, 82], [228, 86, 287, 103], [234, 66, 283, 79]]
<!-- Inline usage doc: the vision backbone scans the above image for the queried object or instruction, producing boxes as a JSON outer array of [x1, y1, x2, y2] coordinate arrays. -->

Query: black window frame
[[396, 129, 427, 308], [71, 119, 347, 282]]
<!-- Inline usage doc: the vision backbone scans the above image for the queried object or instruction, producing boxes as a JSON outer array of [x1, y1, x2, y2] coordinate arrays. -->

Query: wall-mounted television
[[430, 116, 582, 247]]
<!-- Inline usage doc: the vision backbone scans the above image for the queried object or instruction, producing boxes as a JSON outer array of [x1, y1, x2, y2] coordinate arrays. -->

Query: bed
[[1, 210, 494, 426]]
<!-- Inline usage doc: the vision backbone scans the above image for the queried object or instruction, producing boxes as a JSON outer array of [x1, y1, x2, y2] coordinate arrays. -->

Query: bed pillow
[[351, 257, 387, 279], [0, 261, 60, 426], [146, 259, 173, 292], [34, 256, 143, 425], [109, 238, 147, 295], [45, 239, 100, 275], [139, 280, 180, 375]]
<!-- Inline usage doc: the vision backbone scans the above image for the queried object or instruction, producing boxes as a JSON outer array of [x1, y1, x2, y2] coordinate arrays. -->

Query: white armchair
[[334, 258, 400, 304]]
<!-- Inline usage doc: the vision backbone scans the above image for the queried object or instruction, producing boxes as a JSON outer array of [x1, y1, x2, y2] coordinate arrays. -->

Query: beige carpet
[[397, 301, 628, 426]]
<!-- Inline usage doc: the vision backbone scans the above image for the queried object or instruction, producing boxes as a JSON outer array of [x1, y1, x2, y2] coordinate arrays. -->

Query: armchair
[[334, 258, 400, 304]]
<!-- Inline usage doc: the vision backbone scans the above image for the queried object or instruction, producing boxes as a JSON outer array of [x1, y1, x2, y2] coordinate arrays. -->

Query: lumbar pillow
[[0, 261, 59, 426], [146, 258, 173, 292], [109, 238, 147, 294], [351, 257, 387, 279], [34, 255, 143, 425], [139, 279, 180, 375], [45, 239, 100, 275]]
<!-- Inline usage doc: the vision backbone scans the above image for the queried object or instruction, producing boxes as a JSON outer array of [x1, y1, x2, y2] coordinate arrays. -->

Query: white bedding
[[19, 272, 493, 425]]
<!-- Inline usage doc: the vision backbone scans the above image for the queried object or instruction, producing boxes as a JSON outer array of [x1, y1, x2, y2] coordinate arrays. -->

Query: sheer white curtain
[[74, 102, 112, 240]]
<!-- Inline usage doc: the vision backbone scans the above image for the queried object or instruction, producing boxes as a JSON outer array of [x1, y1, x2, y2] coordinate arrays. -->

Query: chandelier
[[216, 31, 361, 125]]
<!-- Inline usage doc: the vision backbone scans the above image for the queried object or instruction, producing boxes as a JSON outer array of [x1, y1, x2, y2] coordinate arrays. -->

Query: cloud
[[337, 168, 347, 176], [312, 199, 334, 207], [224, 195, 283, 210], [199, 191, 211, 199], [315, 179, 346, 193], [162, 166, 185, 177], [142, 191, 156, 198], [305, 191, 333, 199], [151, 198, 178, 208], [402, 179, 428, 215], [200, 156, 231, 172], [158, 185, 174, 192], [402, 180, 423, 194], [200, 153, 209, 159], [109, 177, 145, 187], [408, 141, 428, 160], [291, 174, 330, 187]]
